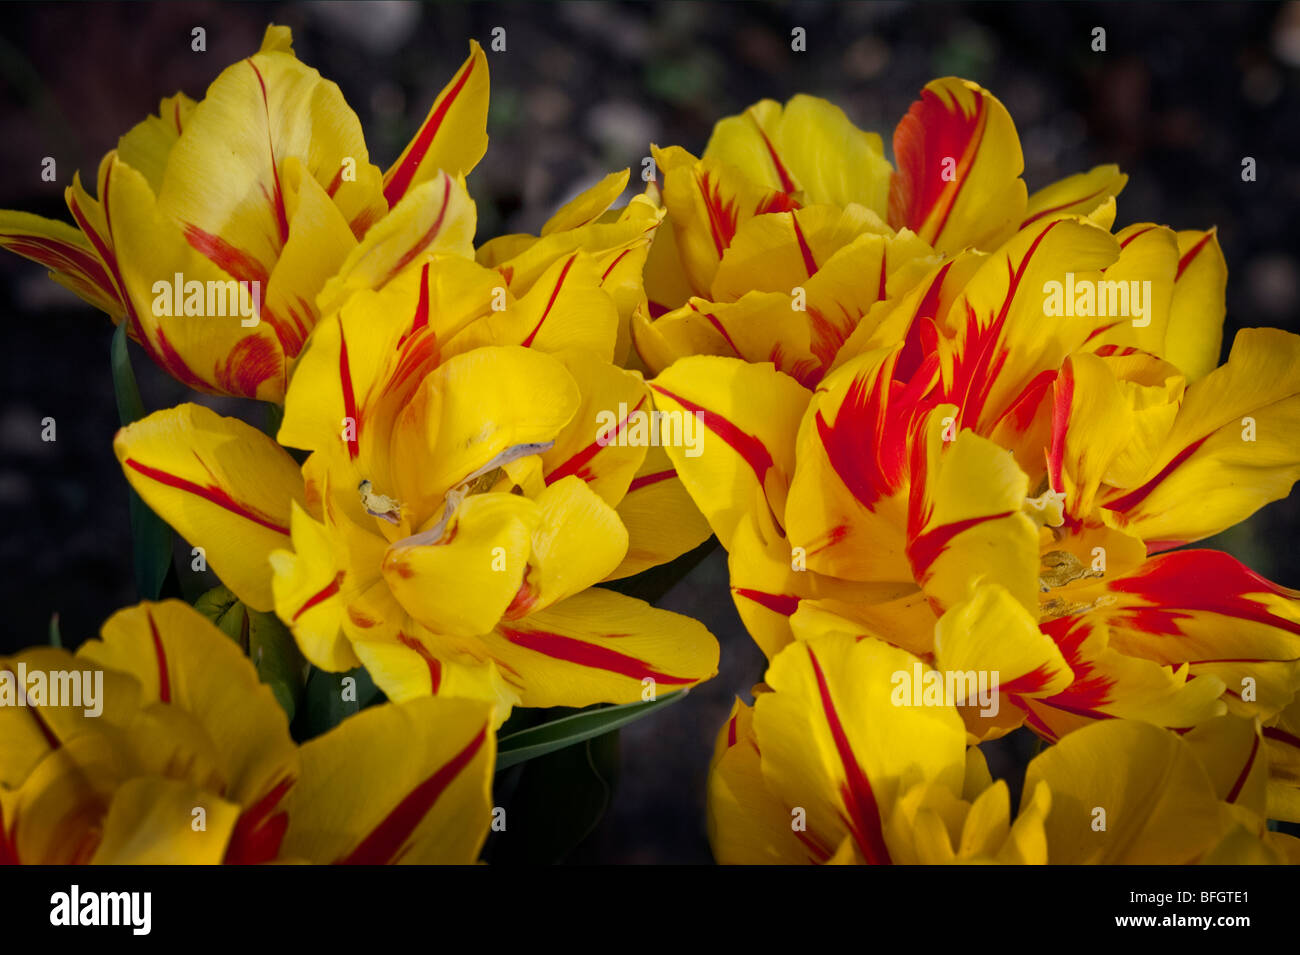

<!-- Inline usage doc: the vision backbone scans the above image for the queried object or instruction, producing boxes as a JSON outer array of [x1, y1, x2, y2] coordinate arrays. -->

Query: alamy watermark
[[0, 663, 103, 717], [595, 404, 705, 457], [1043, 273, 1151, 327], [890, 662, 1000, 717], [151, 273, 262, 327]]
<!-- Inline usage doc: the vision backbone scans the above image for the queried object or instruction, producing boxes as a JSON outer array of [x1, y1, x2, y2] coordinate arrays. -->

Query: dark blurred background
[[2, 1, 1298, 863]]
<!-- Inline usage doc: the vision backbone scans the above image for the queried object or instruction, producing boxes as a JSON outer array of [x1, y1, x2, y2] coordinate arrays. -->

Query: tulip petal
[[383, 41, 489, 207], [83, 600, 299, 808], [888, 78, 1027, 254], [1022, 719, 1230, 863], [281, 696, 494, 864], [650, 356, 810, 549], [114, 404, 306, 611], [483, 588, 719, 708]]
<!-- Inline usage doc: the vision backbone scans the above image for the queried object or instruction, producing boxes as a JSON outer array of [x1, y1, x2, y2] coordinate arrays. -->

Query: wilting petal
[[114, 404, 306, 611], [888, 78, 1027, 254], [483, 587, 719, 708], [651, 356, 810, 549], [281, 696, 494, 864], [383, 493, 540, 638], [1022, 719, 1232, 863]]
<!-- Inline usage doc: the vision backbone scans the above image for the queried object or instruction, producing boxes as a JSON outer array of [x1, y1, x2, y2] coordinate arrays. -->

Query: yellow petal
[[114, 404, 306, 611], [281, 696, 494, 863]]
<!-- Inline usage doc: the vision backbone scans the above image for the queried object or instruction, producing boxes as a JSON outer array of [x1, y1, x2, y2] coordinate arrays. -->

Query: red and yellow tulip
[[710, 627, 1298, 864], [0, 24, 490, 401], [652, 78, 1300, 824], [0, 600, 494, 863], [114, 248, 718, 718]]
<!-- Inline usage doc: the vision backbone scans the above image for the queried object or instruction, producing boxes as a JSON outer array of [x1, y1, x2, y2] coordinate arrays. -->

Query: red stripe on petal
[[806, 645, 891, 864], [499, 625, 695, 685], [123, 457, 291, 536], [521, 253, 577, 348], [384, 56, 477, 208], [336, 724, 487, 864], [146, 608, 171, 704], [649, 383, 774, 482]]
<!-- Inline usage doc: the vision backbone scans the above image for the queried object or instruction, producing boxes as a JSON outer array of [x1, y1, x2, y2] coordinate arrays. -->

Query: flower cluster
[[646, 79, 1300, 863], [1, 27, 1297, 865]]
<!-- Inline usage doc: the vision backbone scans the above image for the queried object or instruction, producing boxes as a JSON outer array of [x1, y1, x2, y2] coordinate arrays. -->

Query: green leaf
[[194, 584, 308, 721], [495, 690, 687, 772], [484, 730, 619, 864], [48, 612, 61, 648], [292, 665, 383, 741], [111, 322, 173, 600]]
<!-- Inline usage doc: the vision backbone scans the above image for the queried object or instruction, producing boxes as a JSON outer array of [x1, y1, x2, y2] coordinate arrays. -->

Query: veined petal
[[116, 92, 197, 195], [317, 171, 477, 314], [1021, 164, 1128, 229], [91, 778, 241, 864], [160, 50, 386, 273], [114, 403, 306, 611], [442, 251, 619, 361], [0, 209, 123, 318], [1164, 228, 1227, 382], [708, 699, 813, 864]]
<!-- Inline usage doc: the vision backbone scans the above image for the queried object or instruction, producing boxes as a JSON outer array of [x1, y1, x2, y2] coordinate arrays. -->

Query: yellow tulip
[[0, 600, 494, 864]]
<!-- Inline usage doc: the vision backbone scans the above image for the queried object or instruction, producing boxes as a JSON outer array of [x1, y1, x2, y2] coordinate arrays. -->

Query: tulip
[[114, 251, 718, 719], [0, 600, 494, 863], [0, 24, 489, 401]]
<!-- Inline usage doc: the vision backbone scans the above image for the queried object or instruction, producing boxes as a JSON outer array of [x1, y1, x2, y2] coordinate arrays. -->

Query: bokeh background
[[2, 0, 1299, 862]]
